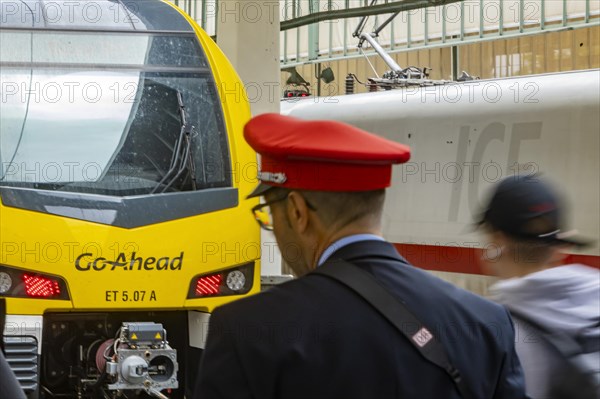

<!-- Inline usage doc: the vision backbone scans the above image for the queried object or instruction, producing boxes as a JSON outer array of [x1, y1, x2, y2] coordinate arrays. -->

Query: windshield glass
[[0, 30, 230, 196]]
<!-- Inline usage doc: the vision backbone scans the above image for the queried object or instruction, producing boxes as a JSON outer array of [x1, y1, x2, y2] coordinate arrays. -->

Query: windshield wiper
[[151, 91, 197, 194]]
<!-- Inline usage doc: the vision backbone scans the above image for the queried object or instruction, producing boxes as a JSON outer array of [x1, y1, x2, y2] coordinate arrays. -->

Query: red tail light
[[195, 274, 222, 296], [23, 274, 61, 298], [188, 263, 255, 298], [0, 265, 69, 300]]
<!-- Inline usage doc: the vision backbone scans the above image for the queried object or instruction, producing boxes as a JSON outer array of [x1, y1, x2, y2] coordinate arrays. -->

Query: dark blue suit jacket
[[194, 240, 527, 399], [0, 351, 26, 399]]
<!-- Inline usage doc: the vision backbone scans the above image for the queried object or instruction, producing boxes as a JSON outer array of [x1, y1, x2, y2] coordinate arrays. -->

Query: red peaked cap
[[244, 113, 411, 198]]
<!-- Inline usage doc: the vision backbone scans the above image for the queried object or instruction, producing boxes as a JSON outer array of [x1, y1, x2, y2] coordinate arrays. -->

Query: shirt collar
[[317, 234, 385, 266]]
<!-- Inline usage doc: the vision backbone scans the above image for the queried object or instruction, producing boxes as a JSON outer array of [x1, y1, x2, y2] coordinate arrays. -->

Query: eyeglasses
[[251, 195, 288, 231], [251, 193, 317, 231]]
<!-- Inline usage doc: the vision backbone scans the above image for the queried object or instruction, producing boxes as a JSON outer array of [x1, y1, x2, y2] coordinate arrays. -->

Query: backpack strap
[[312, 260, 474, 399]]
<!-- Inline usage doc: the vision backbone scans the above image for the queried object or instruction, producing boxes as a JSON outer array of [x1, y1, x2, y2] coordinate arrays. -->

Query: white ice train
[[281, 69, 600, 294]]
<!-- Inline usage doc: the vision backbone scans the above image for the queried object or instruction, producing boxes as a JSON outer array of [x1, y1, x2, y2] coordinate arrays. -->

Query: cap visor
[[555, 231, 595, 249], [246, 182, 274, 199]]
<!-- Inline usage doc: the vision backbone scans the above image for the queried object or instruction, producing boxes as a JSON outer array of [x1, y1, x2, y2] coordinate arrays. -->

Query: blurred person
[[0, 351, 26, 399], [194, 114, 527, 399], [1, 298, 26, 399], [479, 174, 599, 399]]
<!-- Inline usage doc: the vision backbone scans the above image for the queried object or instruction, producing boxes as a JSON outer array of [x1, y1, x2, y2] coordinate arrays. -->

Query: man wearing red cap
[[194, 114, 527, 398]]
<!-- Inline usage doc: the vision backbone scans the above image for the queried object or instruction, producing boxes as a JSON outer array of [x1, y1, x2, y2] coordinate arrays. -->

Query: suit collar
[[318, 234, 385, 266], [325, 239, 409, 265]]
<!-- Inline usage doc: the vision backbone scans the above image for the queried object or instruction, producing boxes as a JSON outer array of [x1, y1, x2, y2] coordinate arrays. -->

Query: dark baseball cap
[[479, 175, 593, 248]]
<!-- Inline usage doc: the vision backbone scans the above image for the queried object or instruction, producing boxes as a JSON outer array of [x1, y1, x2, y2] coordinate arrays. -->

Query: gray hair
[[300, 189, 385, 229]]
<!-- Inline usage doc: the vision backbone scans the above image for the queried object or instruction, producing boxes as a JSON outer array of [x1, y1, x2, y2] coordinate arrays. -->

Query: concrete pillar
[[216, 0, 281, 116], [217, 1, 283, 276]]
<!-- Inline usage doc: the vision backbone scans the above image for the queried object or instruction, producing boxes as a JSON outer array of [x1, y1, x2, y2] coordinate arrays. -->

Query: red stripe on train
[[393, 243, 600, 275]]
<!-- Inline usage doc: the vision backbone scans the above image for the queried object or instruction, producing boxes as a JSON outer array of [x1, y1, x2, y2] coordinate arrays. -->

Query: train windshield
[[0, 30, 231, 196]]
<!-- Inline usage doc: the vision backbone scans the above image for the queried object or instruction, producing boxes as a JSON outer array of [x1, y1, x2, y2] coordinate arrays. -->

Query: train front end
[[0, 1, 259, 398]]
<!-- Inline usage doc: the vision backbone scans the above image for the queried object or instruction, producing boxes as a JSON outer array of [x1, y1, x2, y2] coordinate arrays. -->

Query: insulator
[[345, 74, 355, 95]]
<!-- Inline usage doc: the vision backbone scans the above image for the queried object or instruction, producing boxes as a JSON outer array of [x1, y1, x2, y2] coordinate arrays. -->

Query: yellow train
[[0, 1, 259, 398]]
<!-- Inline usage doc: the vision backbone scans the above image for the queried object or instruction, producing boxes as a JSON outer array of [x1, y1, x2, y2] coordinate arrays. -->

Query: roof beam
[[281, 0, 463, 31]]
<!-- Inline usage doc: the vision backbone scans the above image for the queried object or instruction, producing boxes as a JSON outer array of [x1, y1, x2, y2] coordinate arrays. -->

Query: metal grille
[[3, 336, 38, 393]]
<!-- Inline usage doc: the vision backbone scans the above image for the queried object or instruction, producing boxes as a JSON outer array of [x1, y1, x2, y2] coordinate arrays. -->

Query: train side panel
[[282, 70, 600, 289]]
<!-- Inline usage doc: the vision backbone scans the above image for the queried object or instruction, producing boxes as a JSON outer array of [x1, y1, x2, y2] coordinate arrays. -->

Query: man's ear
[[286, 191, 311, 233]]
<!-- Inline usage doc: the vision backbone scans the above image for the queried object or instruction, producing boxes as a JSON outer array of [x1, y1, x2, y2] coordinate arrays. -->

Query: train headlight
[[0, 266, 69, 299], [0, 272, 12, 293], [187, 262, 254, 298], [226, 270, 246, 291]]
